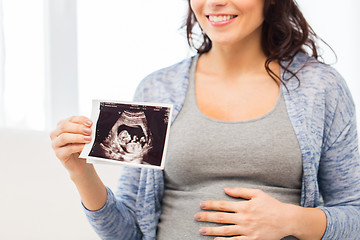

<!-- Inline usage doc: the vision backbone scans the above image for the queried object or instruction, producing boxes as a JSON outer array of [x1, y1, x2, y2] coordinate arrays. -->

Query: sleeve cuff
[[317, 205, 360, 240], [316, 206, 331, 240]]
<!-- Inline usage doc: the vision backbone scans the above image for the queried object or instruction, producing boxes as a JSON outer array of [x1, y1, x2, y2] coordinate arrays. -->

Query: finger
[[56, 116, 92, 128], [200, 200, 238, 213], [224, 187, 263, 200], [52, 132, 91, 149], [55, 143, 85, 160], [199, 225, 244, 236], [215, 237, 248, 240], [68, 115, 92, 126], [52, 116, 92, 137], [51, 120, 92, 139], [194, 212, 236, 224]]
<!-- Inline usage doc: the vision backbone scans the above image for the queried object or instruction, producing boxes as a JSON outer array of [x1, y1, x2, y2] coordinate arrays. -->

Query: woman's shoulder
[[140, 56, 194, 87], [286, 52, 354, 111], [289, 52, 356, 124], [133, 55, 195, 102], [290, 52, 349, 95]]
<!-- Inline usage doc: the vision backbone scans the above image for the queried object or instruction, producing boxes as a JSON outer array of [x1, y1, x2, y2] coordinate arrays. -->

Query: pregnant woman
[[50, 0, 360, 239]]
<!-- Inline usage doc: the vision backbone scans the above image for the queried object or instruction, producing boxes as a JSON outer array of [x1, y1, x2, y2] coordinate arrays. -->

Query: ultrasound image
[[100, 110, 153, 164], [88, 102, 170, 167]]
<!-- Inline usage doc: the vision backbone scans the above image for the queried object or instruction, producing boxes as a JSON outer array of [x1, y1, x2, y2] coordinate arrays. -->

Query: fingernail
[[83, 128, 91, 135], [200, 202, 206, 209], [84, 136, 91, 142], [194, 213, 201, 220], [225, 187, 232, 192], [84, 120, 92, 126], [199, 228, 206, 235]]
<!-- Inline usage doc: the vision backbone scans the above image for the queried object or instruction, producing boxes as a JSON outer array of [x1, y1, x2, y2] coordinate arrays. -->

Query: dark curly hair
[[183, 0, 330, 90]]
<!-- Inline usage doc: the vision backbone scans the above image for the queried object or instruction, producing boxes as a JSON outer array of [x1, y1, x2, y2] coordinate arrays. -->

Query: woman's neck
[[203, 44, 267, 76], [198, 28, 271, 82]]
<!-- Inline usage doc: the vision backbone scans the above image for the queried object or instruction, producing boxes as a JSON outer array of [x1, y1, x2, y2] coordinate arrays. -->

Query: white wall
[[298, 0, 360, 121], [77, 0, 191, 116], [44, 0, 79, 130], [1, 0, 46, 130]]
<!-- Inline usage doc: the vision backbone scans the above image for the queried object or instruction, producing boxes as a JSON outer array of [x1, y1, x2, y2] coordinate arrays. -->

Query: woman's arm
[[290, 205, 326, 239], [70, 164, 108, 211], [316, 70, 360, 239], [316, 111, 360, 239], [50, 116, 142, 239]]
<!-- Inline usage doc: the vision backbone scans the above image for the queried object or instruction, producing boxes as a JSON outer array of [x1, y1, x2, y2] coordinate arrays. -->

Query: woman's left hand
[[194, 187, 295, 240]]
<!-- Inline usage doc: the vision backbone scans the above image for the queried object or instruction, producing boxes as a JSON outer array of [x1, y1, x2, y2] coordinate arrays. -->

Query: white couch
[[0, 129, 121, 240]]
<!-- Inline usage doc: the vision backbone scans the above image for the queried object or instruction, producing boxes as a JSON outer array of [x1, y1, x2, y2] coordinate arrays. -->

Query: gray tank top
[[157, 56, 303, 240]]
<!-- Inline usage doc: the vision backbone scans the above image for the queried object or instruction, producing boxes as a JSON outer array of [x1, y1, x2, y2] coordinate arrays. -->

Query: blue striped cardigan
[[84, 52, 360, 239]]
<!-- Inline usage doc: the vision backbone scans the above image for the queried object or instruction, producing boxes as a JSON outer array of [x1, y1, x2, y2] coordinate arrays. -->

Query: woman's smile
[[207, 14, 238, 26], [191, 0, 265, 47]]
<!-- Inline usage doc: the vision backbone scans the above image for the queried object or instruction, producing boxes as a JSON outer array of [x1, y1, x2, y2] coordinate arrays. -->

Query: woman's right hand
[[50, 116, 93, 177], [50, 116, 108, 210]]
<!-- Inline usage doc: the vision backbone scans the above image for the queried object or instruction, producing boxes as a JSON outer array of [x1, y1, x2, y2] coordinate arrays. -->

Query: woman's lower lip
[[208, 16, 237, 26]]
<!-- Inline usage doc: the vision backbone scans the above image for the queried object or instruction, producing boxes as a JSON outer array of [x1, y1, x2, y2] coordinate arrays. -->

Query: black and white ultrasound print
[[80, 100, 172, 169]]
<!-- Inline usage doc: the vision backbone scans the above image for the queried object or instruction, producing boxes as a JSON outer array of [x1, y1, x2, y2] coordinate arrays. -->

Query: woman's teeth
[[208, 15, 237, 22]]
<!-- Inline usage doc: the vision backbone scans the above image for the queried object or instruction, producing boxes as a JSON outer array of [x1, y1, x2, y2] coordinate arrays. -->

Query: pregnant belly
[[157, 186, 300, 240]]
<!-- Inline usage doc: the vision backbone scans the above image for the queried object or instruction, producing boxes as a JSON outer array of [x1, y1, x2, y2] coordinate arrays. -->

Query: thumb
[[224, 187, 262, 200]]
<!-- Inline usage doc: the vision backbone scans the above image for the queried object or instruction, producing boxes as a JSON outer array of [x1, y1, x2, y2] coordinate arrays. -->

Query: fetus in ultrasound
[[100, 110, 153, 164]]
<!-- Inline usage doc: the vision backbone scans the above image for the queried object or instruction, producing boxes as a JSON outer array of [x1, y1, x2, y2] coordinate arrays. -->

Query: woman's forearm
[[286, 204, 327, 240], [70, 163, 108, 211]]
